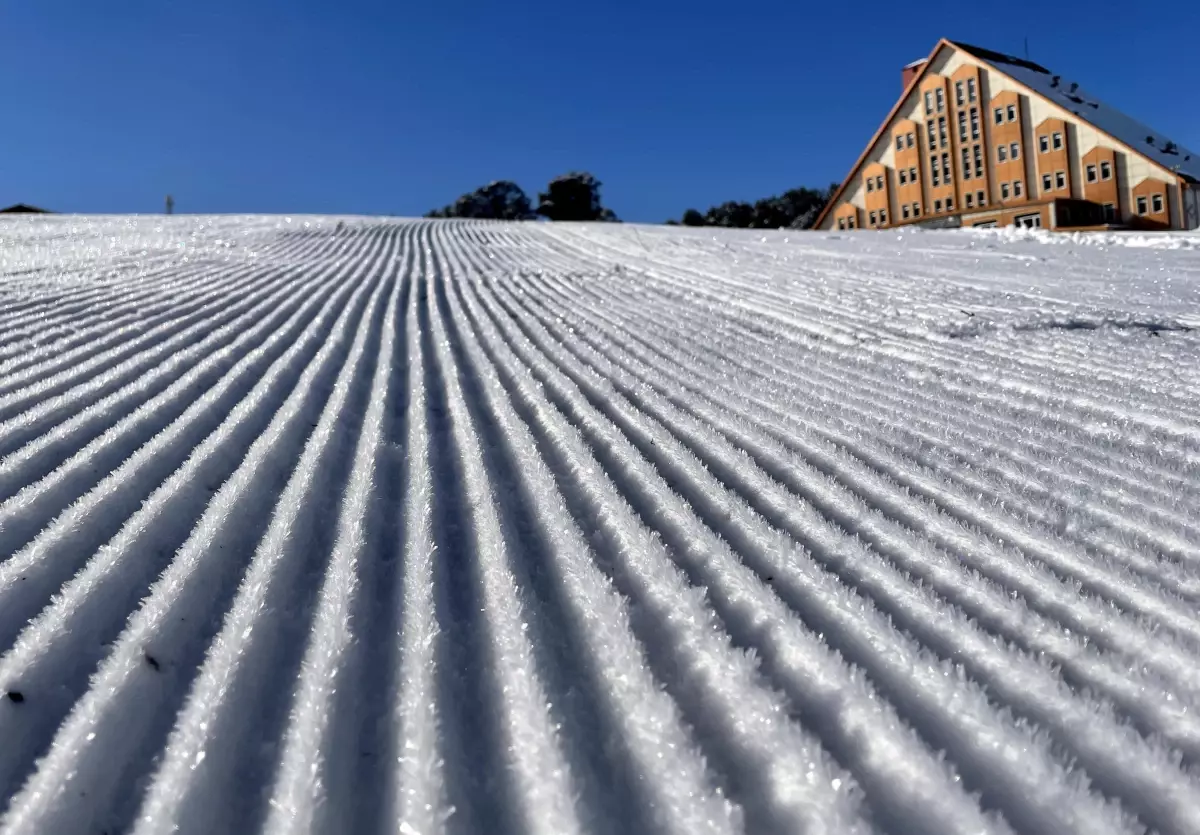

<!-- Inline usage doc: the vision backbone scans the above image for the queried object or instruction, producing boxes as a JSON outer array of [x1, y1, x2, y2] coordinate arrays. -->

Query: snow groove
[[500, 267, 1200, 694], [474, 266, 1137, 835], [0, 216, 1198, 834]]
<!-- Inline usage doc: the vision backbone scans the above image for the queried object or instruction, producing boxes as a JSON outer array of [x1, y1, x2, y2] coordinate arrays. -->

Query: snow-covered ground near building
[[1, 215, 1199, 835]]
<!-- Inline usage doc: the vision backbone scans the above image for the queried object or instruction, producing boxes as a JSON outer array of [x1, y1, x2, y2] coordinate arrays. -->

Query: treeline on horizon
[[425, 173, 617, 222], [425, 172, 841, 229]]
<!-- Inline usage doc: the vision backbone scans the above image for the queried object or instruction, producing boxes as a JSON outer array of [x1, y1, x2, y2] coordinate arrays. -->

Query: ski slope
[[1, 215, 1200, 835]]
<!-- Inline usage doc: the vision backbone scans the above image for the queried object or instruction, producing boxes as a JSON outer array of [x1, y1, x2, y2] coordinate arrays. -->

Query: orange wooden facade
[[815, 40, 1194, 232]]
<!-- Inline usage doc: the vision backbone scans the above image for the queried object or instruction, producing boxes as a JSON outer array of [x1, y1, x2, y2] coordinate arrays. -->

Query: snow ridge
[[1, 216, 1199, 834]]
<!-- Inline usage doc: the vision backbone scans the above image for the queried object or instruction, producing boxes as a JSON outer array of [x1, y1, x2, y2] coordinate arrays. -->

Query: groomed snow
[[1, 215, 1199, 835]]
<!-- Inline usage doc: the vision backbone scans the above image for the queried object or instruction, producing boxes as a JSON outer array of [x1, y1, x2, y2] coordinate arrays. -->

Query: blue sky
[[2, 1, 1196, 222]]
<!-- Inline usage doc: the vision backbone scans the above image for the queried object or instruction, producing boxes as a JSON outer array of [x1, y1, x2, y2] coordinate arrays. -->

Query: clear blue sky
[[2, 1, 1196, 222]]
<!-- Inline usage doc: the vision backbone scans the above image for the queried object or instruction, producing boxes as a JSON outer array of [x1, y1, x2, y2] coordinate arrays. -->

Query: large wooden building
[[815, 40, 1200, 232]]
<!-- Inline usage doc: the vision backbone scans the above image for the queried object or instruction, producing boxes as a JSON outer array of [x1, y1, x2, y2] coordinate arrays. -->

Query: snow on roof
[[953, 41, 1200, 183]]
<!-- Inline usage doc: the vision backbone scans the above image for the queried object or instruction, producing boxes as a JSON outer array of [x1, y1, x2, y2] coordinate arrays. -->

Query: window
[[1100, 160, 1112, 180], [961, 148, 971, 178], [1103, 203, 1116, 222], [941, 153, 950, 180], [936, 88, 945, 112], [955, 81, 965, 106], [930, 155, 940, 186], [880, 208, 888, 224], [1055, 171, 1066, 190], [946, 197, 954, 211], [970, 108, 980, 139], [912, 202, 920, 217], [965, 193, 974, 208], [958, 112, 967, 142], [934, 199, 942, 213], [938, 116, 947, 147], [927, 120, 937, 150], [967, 78, 977, 101], [1136, 196, 1148, 215], [1152, 193, 1164, 213], [925, 91, 934, 115], [1039, 135, 1049, 153], [1014, 213, 1041, 228], [994, 107, 1004, 125], [869, 210, 878, 225], [998, 145, 1008, 162], [1001, 182, 1010, 199], [974, 220, 998, 228], [902, 204, 911, 219], [1052, 132, 1063, 150], [977, 190, 986, 206], [837, 218, 846, 230], [1010, 142, 1020, 159], [1007, 104, 1017, 122], [876, 175, 884, 190], [910, 166, 917, 181], [973, 145, 983, 178], [866, 177, 874, 193], [1013, 180, 1023, 197], [847, 216, 855, 228], [1086, 164, 1097, 183], [1042, 174, 1053, 191], [899, 169, 908, 185], [896, 136, 904, 152]]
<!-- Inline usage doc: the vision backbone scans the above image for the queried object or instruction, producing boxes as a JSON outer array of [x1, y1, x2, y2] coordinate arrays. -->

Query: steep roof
[[951, 40, 1200, 184]]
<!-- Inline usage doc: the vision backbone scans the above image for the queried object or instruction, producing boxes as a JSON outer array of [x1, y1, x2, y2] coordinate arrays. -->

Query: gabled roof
[[951, 41, 1200, 184], [815, 39, 1200, 229]]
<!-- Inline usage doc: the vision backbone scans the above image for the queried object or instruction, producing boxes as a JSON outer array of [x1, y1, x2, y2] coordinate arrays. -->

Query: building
[[815, 40, 1200, 232]]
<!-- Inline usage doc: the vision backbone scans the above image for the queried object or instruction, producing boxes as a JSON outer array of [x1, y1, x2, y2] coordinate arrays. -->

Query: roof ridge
[[946, 40, 1051, 75]]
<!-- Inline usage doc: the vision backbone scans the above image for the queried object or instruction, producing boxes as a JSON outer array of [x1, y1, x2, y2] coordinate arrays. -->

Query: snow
[[2, 215, 1200, 834]]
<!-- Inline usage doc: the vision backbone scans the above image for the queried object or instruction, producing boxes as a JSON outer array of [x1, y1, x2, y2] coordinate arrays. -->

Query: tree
[[751, 197, 790, 229], [789, 205, 822, 229], [426, 180, 534, 220], [672, 184, 834, 230], [537, 171, 615, 222], [704, 201, 755, 228]]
